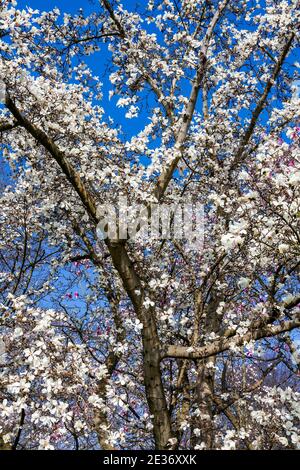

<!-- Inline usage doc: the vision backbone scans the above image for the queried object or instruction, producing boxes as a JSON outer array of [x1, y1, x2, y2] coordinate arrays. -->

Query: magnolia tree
[[0, 0, 300, 450]]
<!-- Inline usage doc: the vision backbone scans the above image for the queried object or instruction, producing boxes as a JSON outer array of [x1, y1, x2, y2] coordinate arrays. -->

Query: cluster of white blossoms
[[0, 295, 111, 449]]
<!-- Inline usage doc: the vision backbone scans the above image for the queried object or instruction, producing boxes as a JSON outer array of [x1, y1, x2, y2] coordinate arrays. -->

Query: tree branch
[[154, 0, 229, 201], [163, 315, 300, 360], [12, 408, 25, 450], [0, 121, 19, 132], [230, 32, 295, 171], [101, 0, 126, 38]]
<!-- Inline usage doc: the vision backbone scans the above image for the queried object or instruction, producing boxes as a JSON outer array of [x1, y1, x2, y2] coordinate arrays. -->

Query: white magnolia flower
[[13, 327, 23, 338], [278, 436, 288, 446], [238, 277, 251, 289], [38, 438, 54, 450], [221, 233, 243, 251]]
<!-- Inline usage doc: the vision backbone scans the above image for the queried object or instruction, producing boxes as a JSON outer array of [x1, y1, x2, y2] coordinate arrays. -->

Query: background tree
[[0, 0, 299, 450]]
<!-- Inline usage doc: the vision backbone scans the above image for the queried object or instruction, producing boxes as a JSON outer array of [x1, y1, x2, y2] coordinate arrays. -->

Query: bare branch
[[0, 121, 19, 132], [230, 32, 295, 171]]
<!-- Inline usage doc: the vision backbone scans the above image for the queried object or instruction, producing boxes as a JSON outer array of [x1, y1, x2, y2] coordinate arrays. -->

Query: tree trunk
[[141, 312, 174, 449], [196, 358, 215, 448]]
